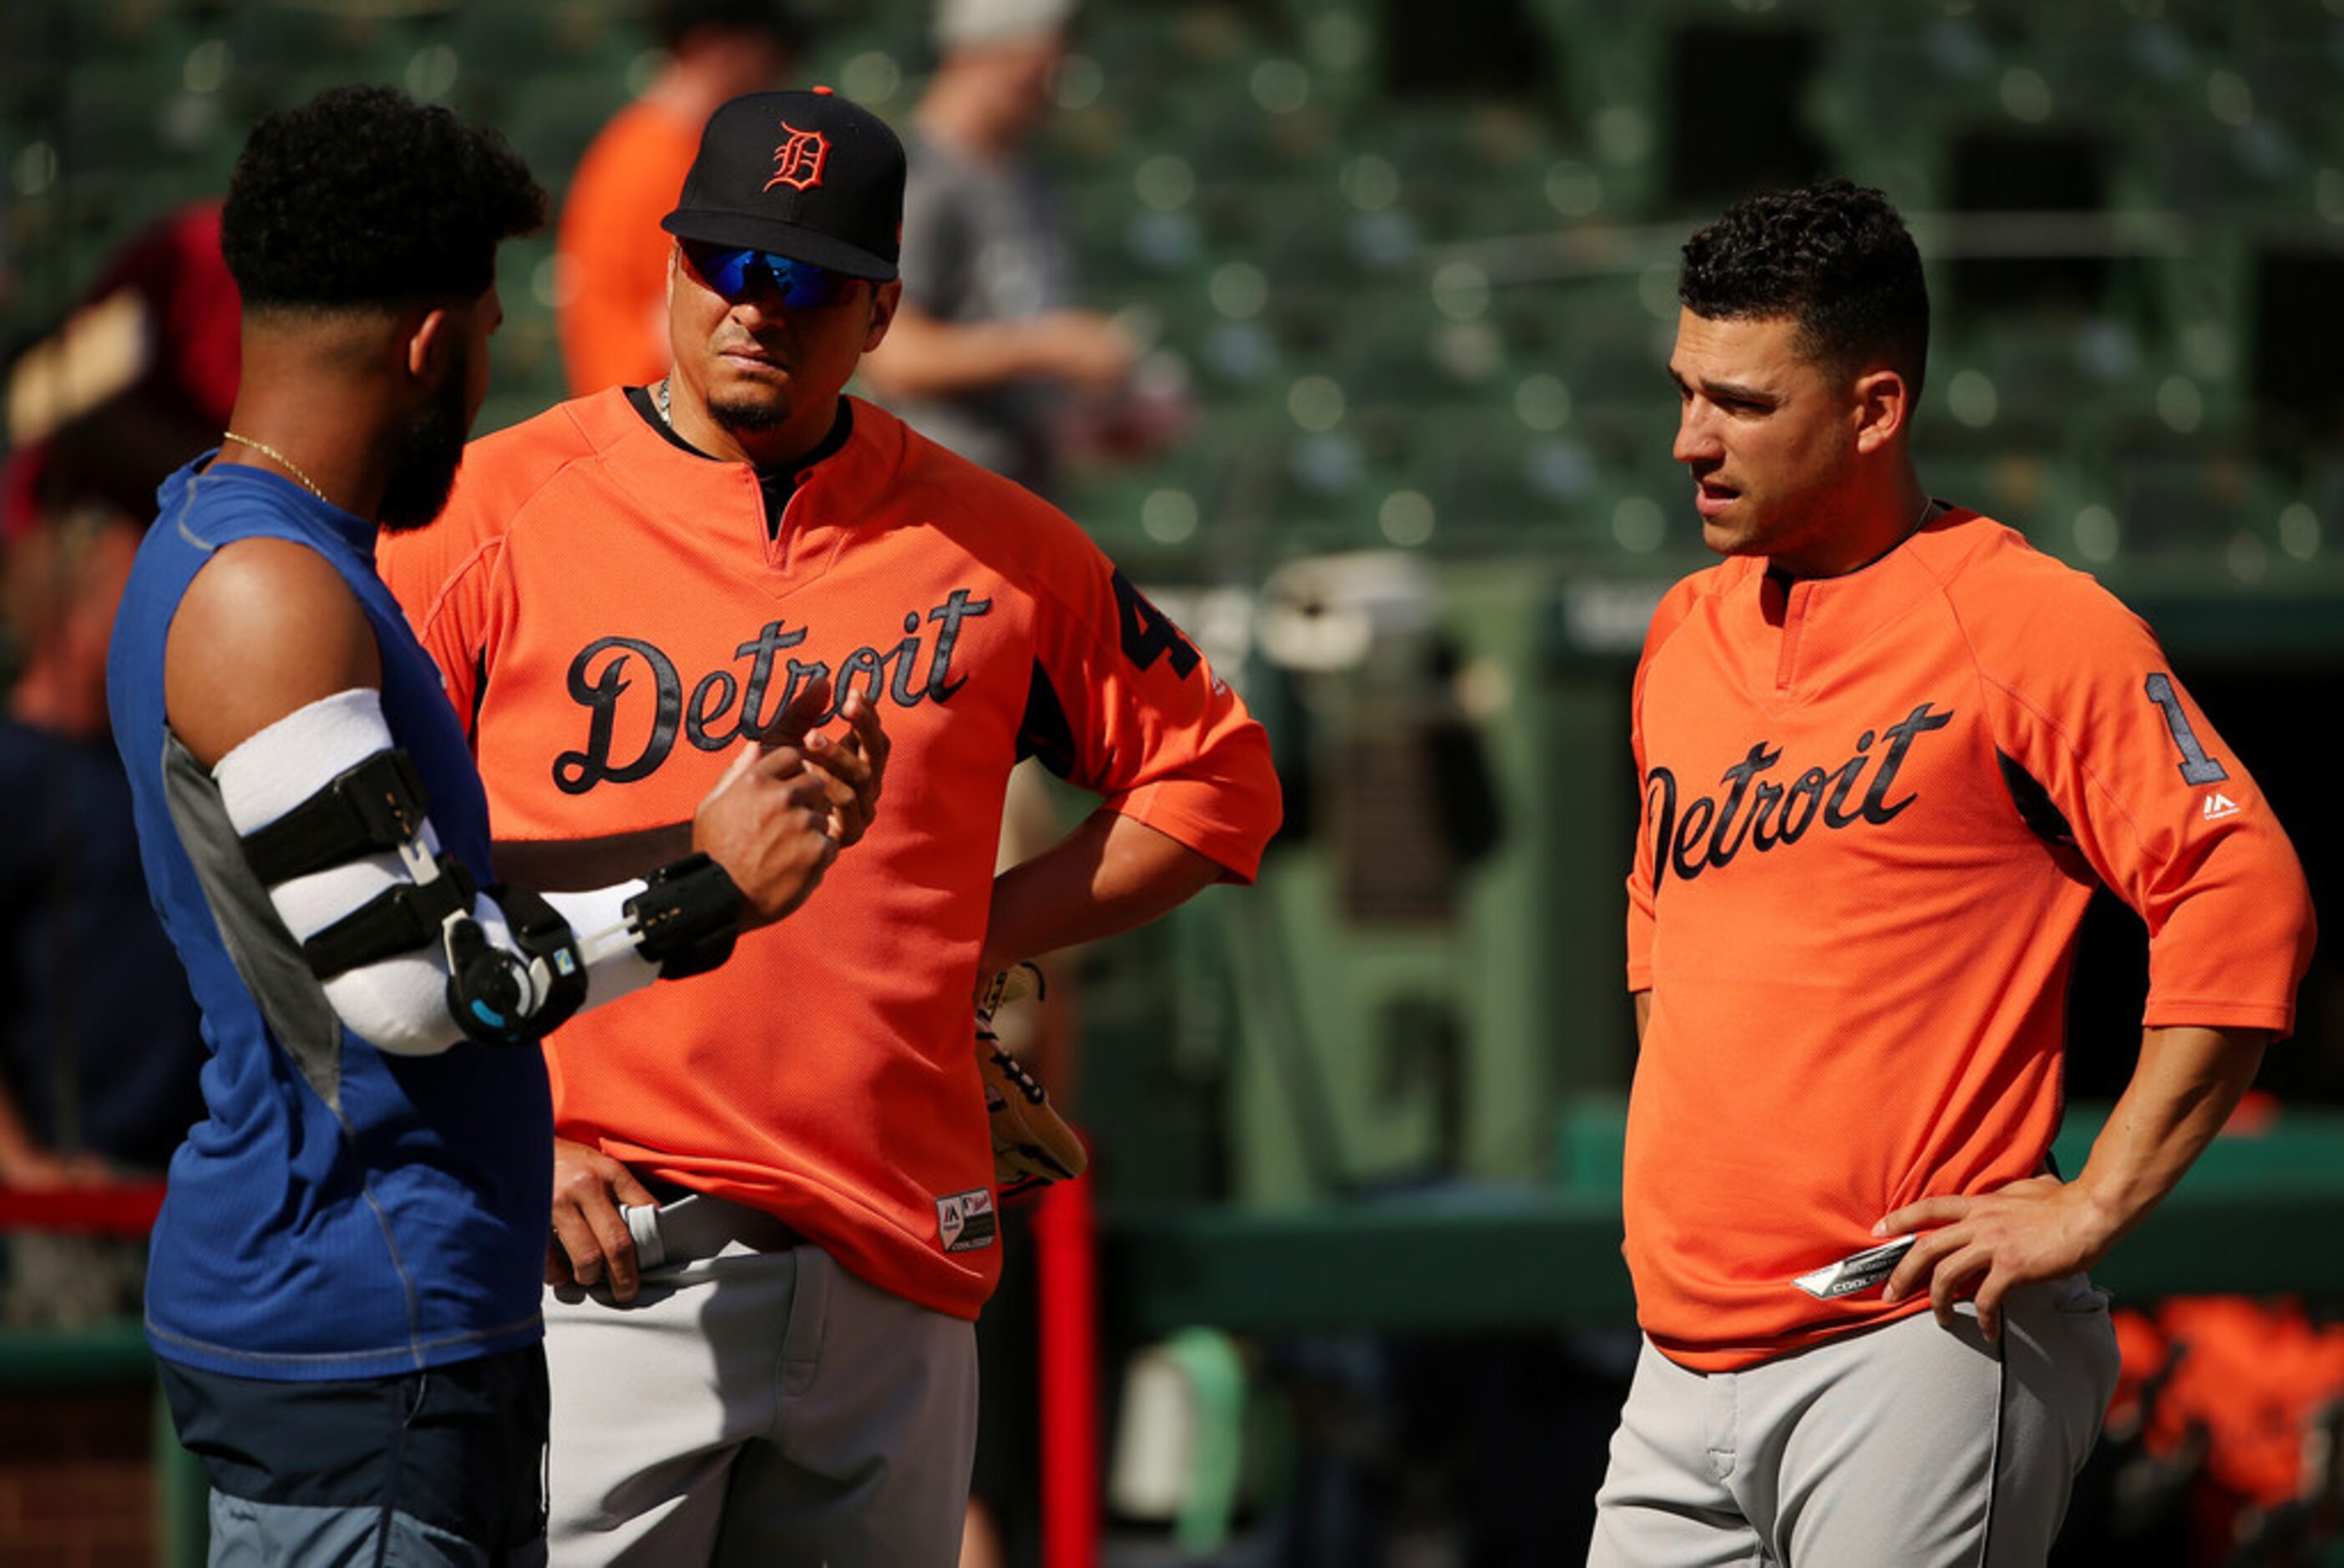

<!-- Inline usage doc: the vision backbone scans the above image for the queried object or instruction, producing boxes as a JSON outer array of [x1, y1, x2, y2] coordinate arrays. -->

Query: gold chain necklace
[[221, 431, 329, 504]]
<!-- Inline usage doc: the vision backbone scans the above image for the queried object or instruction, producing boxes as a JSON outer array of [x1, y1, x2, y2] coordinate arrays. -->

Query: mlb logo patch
[[935, 1187, 998, 1253]]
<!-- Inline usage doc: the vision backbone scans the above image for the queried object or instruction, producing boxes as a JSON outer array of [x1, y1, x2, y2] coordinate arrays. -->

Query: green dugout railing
[[1102, 1099, 2344, 1338]]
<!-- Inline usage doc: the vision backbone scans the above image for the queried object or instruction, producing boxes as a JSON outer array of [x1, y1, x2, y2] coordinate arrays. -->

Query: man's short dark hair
[[650, 0, 802, 53], [221, 85, 544, 312], [1678, 178, 1930, 397]]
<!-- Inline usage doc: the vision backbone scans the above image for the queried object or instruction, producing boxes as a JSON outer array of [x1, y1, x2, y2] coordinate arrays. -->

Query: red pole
[[1034, 1172, 1099, 1568], [0, 1181, 165, 1236]]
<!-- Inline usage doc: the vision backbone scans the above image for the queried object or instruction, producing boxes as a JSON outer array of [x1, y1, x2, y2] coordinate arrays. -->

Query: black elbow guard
[[627, 853, 747, 980], [445, 887, 589, 1046]]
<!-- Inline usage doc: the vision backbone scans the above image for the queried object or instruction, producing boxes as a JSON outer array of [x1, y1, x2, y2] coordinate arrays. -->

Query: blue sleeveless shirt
[[107, 457, 550, 1379]]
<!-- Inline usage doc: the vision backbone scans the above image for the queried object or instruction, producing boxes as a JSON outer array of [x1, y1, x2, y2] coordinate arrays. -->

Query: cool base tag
[[1794, 1235, 1915, 1300], [935, 1187, 997, 1253]]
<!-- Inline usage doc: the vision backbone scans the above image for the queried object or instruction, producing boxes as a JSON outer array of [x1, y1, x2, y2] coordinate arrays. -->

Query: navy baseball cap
[[661, 87, 904, 281]]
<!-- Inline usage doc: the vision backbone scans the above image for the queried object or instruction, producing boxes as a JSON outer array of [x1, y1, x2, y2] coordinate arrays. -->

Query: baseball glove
[[976, 964, 1088, 1196]]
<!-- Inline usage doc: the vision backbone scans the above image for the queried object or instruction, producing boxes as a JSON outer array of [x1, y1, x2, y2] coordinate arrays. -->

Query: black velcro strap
[[300, 854, 478, 981], [626, 853, 747, 981], [242, 749, 432, 886]]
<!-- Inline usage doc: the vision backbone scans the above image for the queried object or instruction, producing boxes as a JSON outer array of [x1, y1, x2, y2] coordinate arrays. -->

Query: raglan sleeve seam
[[1937, 581, 2157, 867], [408, 534, 506, 653], [413, 434, 603, 648]]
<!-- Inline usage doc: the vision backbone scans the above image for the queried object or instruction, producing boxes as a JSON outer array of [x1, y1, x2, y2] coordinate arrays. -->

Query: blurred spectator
[[0, 502, 204, 1183], [0, 200, 226, 1320], [2, 200, 240, 543], [1, 503, 206, 1321], [557, 0, 802, 393], [859, 0, 1183, 500], [0, 198, 229, 1192]]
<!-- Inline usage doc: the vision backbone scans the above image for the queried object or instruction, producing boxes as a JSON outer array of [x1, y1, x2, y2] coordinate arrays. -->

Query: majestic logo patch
[[765, 123, 830, 192], [936, 1187, 998, 1253], [2201, 791, 2240, 822]]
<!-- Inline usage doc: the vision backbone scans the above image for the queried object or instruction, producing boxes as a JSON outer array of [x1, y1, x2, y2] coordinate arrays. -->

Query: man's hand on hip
[[1875, 1176, 2115, 1343]]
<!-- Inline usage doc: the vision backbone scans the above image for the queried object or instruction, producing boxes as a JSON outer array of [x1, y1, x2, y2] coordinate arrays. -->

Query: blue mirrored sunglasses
[[681, 242, 849, 309]]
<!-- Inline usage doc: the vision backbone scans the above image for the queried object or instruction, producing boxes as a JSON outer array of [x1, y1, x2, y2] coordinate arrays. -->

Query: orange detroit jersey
[[382, 392, 1279, 1318], [1624, 507, 2313, 1372]]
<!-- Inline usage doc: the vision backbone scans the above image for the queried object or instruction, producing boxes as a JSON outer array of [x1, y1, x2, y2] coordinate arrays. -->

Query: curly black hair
[[1678, 178, 1930, 398], [221, 85, 544, 312]]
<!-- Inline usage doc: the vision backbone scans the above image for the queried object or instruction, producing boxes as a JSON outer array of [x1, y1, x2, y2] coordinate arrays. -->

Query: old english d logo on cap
[[765, 123, 830, 193], [661, 87, 904, 281]]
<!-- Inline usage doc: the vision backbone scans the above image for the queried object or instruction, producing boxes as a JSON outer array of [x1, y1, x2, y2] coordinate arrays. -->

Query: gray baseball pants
[[1588, 1276, 2120, 1566], [543, 1194, 979, 1567]]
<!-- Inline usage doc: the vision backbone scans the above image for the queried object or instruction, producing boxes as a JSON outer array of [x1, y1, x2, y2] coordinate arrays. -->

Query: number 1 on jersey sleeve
[[2144, 671, 2230, 785]]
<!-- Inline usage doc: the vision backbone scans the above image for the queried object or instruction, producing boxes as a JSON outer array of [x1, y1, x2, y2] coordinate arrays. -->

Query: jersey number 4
[[2144, 672, 2230, 785], [1112, 569, 1201, 680]]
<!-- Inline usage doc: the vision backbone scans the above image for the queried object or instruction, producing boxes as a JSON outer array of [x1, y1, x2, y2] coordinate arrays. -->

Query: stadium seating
[[3, 0, 2332, 591]]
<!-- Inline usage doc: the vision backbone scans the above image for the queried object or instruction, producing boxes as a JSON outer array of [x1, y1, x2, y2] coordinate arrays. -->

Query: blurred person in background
[[0, 202, 234, 1320], [2, 200, 240, 544], [559, 0, 803, 394], [859, 0, 1182, 503], [1, 507, 206, 1331], [0, 197, 235, 1192], [1, 506, 203, 1197]]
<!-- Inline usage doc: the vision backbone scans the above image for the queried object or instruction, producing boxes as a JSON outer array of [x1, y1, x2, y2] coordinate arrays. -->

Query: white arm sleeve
[[215, 689, 659, 1055]]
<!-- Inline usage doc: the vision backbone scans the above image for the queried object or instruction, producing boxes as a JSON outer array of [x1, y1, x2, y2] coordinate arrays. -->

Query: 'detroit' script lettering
[[553, 590, 990, 795], [1645, 701, 1953, 889]]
